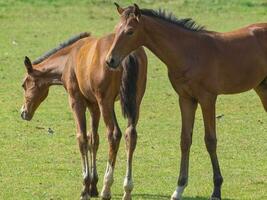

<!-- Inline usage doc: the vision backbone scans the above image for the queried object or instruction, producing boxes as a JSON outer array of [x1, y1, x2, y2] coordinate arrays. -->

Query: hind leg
[[69, 96, 91, 200], [122, 106, 139, 200], [171, 96, 197, 200], [87, 103, 100, 197], [199, 95, 223, 200], [255, 82, 267, 111]]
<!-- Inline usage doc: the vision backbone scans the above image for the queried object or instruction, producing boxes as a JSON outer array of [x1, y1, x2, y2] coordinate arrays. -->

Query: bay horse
[[20, 32, 147, 200], [106, 3, 267, 200]]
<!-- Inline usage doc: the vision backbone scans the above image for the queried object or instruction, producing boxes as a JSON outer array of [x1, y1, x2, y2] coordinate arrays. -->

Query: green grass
[[1, 0, 267, 199]]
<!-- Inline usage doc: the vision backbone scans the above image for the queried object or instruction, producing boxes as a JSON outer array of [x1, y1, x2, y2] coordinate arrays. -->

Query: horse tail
[[120, 53, 139, 125]]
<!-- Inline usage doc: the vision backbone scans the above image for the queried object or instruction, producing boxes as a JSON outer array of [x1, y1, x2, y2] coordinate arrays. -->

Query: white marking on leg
[[122, 161, 134, 200], [123, 176, 134, 200], [82, 156, 89, 180], [123, 176, 134, 192], [101, 162, 114, 199], [171, 185, 186, 200]]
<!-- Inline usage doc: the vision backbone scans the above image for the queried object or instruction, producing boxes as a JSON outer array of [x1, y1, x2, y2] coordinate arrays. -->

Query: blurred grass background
[[0, 0, 266, 199]]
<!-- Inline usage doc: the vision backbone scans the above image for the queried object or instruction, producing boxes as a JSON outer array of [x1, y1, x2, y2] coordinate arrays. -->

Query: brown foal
[[20, 32, 147, 200], [106, 3, 267, 200]]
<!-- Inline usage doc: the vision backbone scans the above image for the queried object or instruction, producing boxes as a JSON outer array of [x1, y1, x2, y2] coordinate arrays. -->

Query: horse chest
[[167, 70, 196, 97]]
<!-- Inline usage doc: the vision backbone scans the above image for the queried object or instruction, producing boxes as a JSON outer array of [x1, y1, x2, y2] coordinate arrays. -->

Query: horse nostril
[[21, 111, 26, 119], [21, 110, 30, 120], [106, 57, 115, 68], [110, 58, 115, 65]]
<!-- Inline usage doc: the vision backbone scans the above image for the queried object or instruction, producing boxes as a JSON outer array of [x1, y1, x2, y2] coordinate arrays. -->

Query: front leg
[[99, 101, 122, 200], [171, 96, 197, 200], [87, 103, 100, 197], [69, 96, 91, 200]]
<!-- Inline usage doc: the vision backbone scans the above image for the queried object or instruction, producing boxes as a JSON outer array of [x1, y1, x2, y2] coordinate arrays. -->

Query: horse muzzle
[[20, 106, 32, 121], [106, 55, 120, 69]]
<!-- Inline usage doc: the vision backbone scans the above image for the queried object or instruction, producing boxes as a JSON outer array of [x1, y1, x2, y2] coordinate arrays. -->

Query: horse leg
[[199, 95, 223, 200], [69, 96, 91, 200], [122, 106, 139, 200], [254, 82, 267, 111], [100, 102, 122, 200], [171, 96, 197, 200], [87, 103, 100, 197]]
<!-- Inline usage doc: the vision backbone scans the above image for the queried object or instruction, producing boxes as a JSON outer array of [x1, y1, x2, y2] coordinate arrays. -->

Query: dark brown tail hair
[[120, 53, 139, 124]]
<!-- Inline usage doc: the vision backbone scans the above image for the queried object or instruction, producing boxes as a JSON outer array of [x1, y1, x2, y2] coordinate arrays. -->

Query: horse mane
[[140, 8, 205, 32], [32, 32, 91, 65]]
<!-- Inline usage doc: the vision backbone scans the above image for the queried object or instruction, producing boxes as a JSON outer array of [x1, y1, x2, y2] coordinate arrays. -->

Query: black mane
[[32, 32, 90, 65], [140, 9, 205, 32]]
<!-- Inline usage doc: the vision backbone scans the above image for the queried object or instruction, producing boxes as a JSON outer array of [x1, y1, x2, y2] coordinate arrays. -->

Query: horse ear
[[114, 2, 124, 15], [133, 3, 141, 21], [24, 56, 33, 74]]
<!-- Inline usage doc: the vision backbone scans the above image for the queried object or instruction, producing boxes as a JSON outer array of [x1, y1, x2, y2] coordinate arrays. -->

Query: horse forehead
[[22, 75, 36, 86], [116, 21, 124, 30], [22, 75, 29, 84]]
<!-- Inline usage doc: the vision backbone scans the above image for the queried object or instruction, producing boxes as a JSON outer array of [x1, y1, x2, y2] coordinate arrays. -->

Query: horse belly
[[218, 65, 267, 94]]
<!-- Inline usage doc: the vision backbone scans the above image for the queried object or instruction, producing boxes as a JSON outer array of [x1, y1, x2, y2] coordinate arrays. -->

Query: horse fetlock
[[122, 192, 132, 200], [178, 176, 188, 187], [83, 173, 91, 186], [103, 174, 114, 186], [100, 187, 111, 200], [103, 163, 114, 186], [80, 191, 90, 200], [91, 170, 99, 184], [89, 185, 99, 197], [214, 176, 223, 186], [123, 177, 134, 192], [171, 185, 187, 200]]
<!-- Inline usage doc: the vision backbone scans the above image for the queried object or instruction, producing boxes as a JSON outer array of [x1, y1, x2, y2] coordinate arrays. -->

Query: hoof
[[122, 192, 132, 200], [80, 192, 90, 200], [90, 186, 99, 197], [170, 194, 181, 200], [101, 197, 111, 200], [100, 188, 111, 200], [210, 197, 221, 200], [101, 191, 111, 200]]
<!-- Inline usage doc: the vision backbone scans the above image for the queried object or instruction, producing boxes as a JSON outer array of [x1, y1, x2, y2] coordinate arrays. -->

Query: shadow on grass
[[111, 193, 235, 200]]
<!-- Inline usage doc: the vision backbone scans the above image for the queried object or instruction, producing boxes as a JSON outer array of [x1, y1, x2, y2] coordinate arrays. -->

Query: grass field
[[1, 0, 267, 199]]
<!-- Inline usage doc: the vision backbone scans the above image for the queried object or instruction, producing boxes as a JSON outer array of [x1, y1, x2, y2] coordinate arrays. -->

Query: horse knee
[[77, 133, 88, 153]]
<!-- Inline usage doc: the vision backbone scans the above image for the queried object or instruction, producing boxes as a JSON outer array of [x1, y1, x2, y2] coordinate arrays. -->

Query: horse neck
[[142, 16, 200, 70], [34, 52, 69, 86]]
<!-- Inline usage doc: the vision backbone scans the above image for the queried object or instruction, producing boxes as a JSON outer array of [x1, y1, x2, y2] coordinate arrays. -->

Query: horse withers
[[21, 32, 147, 200], [106, 3, 267, 200]]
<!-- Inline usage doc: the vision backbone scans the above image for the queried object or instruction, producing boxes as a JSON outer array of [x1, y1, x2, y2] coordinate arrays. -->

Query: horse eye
[[126, 30, 134, 36]]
